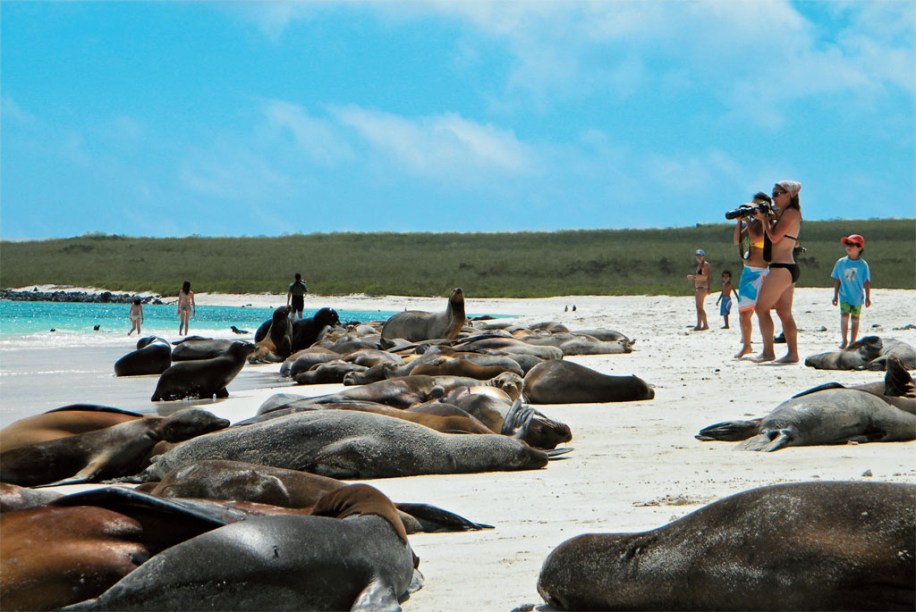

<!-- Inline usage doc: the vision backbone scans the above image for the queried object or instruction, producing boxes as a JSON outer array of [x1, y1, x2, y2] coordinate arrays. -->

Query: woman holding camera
[[750, 180, 802, 364]]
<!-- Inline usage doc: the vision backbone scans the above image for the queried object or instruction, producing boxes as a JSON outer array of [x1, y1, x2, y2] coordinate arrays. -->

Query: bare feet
[[839, 342, 847, 349], [749, 353, 775, 363], [774, 354, 799, 364], [721, 325, 729, 329], [734, 347, 753, 359]]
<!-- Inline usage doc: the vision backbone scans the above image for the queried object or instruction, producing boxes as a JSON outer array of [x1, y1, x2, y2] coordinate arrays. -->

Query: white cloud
[[262, 99, 353, 164], [1, 96, 38, 125], [332, 105, 537, 182]]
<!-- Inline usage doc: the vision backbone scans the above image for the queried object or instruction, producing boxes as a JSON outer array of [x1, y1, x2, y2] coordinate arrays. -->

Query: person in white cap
[[750, 180, 802, 364], [686, 249, 710, 331]]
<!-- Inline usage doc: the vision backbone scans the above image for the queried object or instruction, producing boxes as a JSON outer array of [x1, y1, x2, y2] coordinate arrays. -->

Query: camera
[[725, 202, 775, 221]]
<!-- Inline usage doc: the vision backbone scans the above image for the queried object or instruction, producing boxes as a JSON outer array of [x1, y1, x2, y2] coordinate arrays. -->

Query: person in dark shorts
[[287, 273, 309, 320]]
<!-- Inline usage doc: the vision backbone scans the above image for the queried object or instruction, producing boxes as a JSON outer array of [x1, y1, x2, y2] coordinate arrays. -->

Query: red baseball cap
[[840, 234, 864, 248]]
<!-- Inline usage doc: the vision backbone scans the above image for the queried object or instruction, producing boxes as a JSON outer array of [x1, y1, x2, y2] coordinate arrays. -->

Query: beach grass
[[2, 219, 912, 297]]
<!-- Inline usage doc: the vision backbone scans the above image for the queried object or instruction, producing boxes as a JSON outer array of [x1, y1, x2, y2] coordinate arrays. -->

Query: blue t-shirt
[[831, 256, 870, 306]]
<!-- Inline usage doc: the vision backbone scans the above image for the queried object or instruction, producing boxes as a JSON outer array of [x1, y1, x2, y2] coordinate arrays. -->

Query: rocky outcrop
[[0, 288, 163, 305]]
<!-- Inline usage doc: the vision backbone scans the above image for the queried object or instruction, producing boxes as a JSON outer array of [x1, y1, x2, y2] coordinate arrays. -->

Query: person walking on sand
[[716, 270, 735, 329], [686, 249, 710, 331], [287, 273, 309, 320], [177, 280, 195, 336], [733, 192, 771, 358], [127, 299, 144, 336], [750, 180, 802, 364], [831, 234, 871, 349]]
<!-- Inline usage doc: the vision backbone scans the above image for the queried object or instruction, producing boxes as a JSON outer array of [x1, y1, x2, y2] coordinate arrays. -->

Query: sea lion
[[114, 337, 172, 376], [0, 408, 230, 486], [805, 336, 916, 370], [537, 481, 916, 611], [151, 341, 255, 401], [523, 360, 655, 404], [384, 349, 523, 379], [248, 305, 294, 362], [66, 485, 423, 612], [294, 360, 368, 385], [140, 459, 491, 534], [452, 335, 564, 361], [279, 346, 342, 377], [170, 337, 238, 361], [697, 387, 916, 451], [790, 356, 916, 415], [0, 482, 63, 512], [141, 409, 549, 480], [268, 373, 522, 412], [381, 287, 466, 344], [1, 487, 228, 611], [519, 332, 635, 355], [0, 405, 143, 452], [291, 306, 341, 351], [450, 394, 572, 450]]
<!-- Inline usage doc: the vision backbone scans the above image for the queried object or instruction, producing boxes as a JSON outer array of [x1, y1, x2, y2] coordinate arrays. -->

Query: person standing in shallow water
[[750, 180, 802, 364], [127, 299, 144, 336], [287, 273, 309, 320], [686, 249, 710, 331], [177, 280, 195, 336]]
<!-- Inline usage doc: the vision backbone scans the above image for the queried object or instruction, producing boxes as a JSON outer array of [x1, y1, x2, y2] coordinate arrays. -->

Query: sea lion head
[[311, 484, 408, 544]]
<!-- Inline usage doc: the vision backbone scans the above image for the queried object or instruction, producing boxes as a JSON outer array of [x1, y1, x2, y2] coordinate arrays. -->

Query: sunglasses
[[772, 190, 786, 197]]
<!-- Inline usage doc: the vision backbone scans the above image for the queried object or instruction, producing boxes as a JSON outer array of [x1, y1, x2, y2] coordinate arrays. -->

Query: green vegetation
[[2, 219, 913, 297]]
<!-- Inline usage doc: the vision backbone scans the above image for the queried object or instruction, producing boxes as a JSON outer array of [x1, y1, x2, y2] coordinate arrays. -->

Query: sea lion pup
[[0, 408, 230, 487], [139, 459, 491, 533], [151, 341, 254, 401], [381, 287, 466, 344], [279, 346, 342, 377], [64, 485, 423, 612], [114, 336, 172, 376], [0, 405, 143, 452], [523, 360, 655, 404], [248, 305, 294, 363], [140, 409, 549, 481], [537, 481, 916, 611], [291, 306, 341, 351], [805, 336, 916, 370]]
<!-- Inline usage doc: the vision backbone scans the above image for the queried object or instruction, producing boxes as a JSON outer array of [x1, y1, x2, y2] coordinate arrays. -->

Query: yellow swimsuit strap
[[751, 240, 764, 248]]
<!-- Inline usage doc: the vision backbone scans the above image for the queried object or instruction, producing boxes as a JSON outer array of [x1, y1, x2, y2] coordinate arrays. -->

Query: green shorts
[[840, 302, 862, 317]]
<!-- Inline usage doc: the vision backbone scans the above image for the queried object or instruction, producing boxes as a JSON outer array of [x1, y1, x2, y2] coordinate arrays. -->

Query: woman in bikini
[[732, 192, 770, 358], [177, 280, 196, 336], [750, 180, 802, 364], [687, 249, 710, 331]]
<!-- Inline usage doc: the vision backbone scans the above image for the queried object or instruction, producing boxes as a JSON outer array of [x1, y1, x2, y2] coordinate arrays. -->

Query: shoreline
[[2, 288, 914, 609]]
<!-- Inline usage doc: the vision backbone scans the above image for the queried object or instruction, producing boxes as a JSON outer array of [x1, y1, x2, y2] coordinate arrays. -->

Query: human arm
[[832, 279, 840, 306], [864, 280, 871, 308], [733, 219, 746, 245], [756, 207, 799, 244], [191, 293, 196, 317]]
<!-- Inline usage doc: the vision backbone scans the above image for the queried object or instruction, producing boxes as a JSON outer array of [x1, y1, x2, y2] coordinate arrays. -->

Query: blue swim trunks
[[738, 265, 769, 312], [719, 296, 732, 316]]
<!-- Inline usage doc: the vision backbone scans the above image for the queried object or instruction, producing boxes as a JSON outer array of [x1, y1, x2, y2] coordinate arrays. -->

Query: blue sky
[[2, 1, 914, 239]]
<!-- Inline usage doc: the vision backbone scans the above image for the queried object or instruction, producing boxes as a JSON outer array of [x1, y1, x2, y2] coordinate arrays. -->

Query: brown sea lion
[[805, 336, 916, 370], [0, 405, 143, 452], [381, 287, 466, 344], [0, 408, 229, 487], [0, 482, 63, 512], [537, 481, 916, 611], [248, 305, 293, 363], [523, 360, 655, 404]]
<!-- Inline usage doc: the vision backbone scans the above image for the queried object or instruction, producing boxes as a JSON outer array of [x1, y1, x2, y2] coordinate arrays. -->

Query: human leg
[[850, 315, 860, 345], [839, 312, 850, 348], [773, 285, 798, 363], [735, 309, 754, 358], [750, 268, 792, 363], [694, 289, 708, 330]]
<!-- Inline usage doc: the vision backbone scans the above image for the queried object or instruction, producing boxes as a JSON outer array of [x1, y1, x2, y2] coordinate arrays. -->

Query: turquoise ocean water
[[0, 301, 398, 348]]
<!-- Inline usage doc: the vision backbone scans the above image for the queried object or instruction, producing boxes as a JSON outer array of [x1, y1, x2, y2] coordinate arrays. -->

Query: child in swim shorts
[[715, 270, 734, 329], [831, 234, 871, 349]]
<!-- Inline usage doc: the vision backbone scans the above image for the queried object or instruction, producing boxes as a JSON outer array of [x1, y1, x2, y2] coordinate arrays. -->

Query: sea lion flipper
[[35, 455, 110, 488], [695, 419, 761, 441], [884, 357, 915, 397], [350, 579, 402, 612], [394, 502, 493, 532], [738, 431, 791, 452], [215, 388, 229, 399], [792, 382, 846, 398]]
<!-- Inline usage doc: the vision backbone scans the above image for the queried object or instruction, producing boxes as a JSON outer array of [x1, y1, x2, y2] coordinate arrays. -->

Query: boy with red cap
[[831, 234, 871, 348]]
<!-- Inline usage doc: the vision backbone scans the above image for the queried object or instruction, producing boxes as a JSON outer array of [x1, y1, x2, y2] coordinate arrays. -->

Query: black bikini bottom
[[769, 263, 800, 283]]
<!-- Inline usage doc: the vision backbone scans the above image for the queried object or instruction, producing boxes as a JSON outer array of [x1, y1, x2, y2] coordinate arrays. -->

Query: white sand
[[11, 288, 916, 610]]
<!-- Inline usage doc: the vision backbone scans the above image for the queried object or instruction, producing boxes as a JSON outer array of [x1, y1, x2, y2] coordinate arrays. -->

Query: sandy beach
[[3, 287, 915, 610]]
